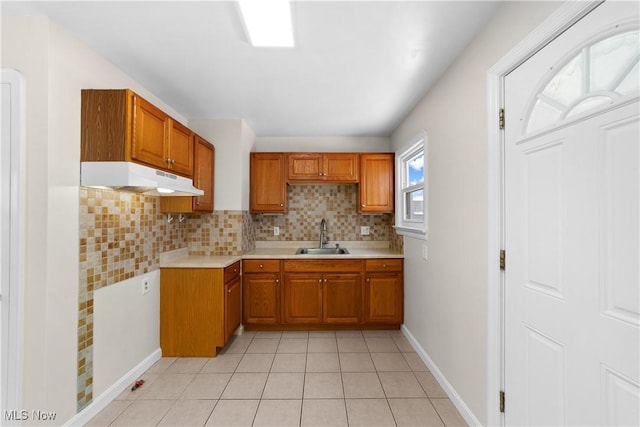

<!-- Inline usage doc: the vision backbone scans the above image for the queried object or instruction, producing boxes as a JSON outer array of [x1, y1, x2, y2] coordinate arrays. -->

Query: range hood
[[81, 161, 204, 197]]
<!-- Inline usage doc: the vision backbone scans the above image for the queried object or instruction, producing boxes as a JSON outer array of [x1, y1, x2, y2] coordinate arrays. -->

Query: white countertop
[[160, 241, 403, 268]]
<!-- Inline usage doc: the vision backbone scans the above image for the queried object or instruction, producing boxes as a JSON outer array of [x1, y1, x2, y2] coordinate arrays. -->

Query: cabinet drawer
[[243, 259, 280, 273], [224, 261, 241, 283], [364, 259, 403, 272]]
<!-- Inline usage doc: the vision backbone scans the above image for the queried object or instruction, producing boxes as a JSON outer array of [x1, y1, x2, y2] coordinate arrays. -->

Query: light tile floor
[[86, 330, 468, 427]]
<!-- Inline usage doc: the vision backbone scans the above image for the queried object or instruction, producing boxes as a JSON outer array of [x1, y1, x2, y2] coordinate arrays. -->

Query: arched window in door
[[526, 29, 639, 134]]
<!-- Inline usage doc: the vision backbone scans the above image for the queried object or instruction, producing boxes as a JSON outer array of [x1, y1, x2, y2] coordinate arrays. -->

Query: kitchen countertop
[[159, 248, 241, 268], [160, 242, 403, 268]]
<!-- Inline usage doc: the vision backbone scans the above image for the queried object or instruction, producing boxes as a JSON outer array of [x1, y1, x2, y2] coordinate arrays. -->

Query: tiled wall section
[[78, 188, 191, 410], [186, 210, 250, 256], [78, 187, 251, 410], [253, 184, 401, 249]]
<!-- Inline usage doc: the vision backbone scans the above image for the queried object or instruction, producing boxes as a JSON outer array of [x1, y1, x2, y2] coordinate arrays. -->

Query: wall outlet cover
[[274, 226, 280, 236], [360, 226, 370, 236], [141, 277, 150, 295]]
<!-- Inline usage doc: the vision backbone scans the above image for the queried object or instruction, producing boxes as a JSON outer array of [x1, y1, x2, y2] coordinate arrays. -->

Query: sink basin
[[295, 247, 350, 255]]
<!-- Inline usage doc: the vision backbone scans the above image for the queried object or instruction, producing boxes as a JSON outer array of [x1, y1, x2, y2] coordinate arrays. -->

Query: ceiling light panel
[[238, 0, 294, 47]]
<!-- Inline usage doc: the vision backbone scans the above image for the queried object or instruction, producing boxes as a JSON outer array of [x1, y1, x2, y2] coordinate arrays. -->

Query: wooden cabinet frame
[[81, 89, 195, 178], [243, 258, 402, 330]]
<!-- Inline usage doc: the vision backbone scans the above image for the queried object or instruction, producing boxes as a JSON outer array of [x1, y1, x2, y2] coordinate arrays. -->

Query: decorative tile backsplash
[[253, 184, 395, 242]]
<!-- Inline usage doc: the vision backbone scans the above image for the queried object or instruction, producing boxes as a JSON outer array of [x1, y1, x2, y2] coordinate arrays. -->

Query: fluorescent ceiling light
[[238, 0, 294, 47]]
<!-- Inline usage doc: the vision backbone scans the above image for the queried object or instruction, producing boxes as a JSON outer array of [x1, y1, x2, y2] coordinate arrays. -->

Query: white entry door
[[504, 1, 639, 425]]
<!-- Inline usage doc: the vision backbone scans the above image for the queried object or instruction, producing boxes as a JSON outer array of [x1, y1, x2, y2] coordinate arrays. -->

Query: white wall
[[189, 118, 255, 211], [255, 136, 390, 152], [1, 15, 188, 423], [93, 271, 160, 397], [390, 2, 561, 424]]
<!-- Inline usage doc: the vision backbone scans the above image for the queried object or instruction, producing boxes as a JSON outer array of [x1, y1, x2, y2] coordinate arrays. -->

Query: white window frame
[[394, 130, 428, 240]]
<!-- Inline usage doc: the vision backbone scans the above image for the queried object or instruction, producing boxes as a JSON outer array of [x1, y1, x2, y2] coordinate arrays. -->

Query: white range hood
[[81, 161, 204, 197]]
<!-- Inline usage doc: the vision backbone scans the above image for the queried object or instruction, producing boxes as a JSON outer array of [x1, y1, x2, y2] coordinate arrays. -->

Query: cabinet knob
[[275, 278, 280, 284], [166, 158, 172, 163], [259, 264, 263, 269], [234, 268, 238, 273], [280, 203, 284, 207], [382, 264, 387, 268], [361, 204, 366, 207], [324, 279, 327, 283], [366, 278, 370, 282], [171, 159, 176, 164], [227, 289, 232, 293], [318, 279, 322, 283], [196, 201, 200, 206]]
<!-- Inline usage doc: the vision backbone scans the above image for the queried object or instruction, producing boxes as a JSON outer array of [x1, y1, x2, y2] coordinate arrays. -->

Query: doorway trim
[[485, 2, 602, 425], [1, 69, 25, 416]]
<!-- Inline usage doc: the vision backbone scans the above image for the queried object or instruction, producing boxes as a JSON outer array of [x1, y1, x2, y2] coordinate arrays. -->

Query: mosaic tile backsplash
[[253, 184, 397, 243]]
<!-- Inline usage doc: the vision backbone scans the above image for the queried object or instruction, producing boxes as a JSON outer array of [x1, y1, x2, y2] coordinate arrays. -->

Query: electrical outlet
[[422, 244, 428, 261], [360, 226, 370, 236], [141, 277, 150, 295], [274, 226, 280, 236]]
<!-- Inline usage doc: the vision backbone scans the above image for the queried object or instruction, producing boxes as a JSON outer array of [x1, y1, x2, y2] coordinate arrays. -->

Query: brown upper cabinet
[[250, 153, 288, 213], [359, 153, 395, 213], [81, 89, 194, 178], [160, 135, 215, 213], [288, 153, 359, 182]]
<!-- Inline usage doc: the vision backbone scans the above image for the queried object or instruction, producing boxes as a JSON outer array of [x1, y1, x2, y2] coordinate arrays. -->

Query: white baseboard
[[63, 348, 162, 427], [401, 325, 482, 426]]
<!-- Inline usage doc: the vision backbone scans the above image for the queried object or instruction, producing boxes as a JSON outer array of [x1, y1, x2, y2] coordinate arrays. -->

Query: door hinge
[[500, 390, 505, 413], [500, 250, 506, 271], [499, 108, 505, 130]]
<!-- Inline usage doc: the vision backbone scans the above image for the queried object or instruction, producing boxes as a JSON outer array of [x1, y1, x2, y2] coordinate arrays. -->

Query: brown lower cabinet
[[243, 258, 402, 330], [160, 261, 241, 357]]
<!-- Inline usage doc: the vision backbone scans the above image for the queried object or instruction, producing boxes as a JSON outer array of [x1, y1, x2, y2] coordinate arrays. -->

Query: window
[[395, 131, 427, 240], [526, 29, 639, 135]]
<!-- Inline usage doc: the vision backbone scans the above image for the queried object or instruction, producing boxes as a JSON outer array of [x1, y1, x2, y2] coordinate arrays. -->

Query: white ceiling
[[3, 1, 499, 137]]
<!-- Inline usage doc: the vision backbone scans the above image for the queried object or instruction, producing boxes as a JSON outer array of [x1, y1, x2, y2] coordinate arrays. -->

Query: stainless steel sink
[[295, 247, 350, 255]]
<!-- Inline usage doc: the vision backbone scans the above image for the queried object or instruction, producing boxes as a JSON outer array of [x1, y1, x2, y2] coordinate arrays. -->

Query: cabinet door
[[193, 136, 214, 212], [359, 153, 394, 213], [250, 153, 287, 213], [288, 153, 322, 180], [131, 94, 169, 169], [323, 153, 359, 182], [323, 273, 361, 324], [364, 273, 403, 324], [283, 273, 324, 324], [168, 119, 194, 177], [225, 276, 241, 342], [243, 273, 280, 324]]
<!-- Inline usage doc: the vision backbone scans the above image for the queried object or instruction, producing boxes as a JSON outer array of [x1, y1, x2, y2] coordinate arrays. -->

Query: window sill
[[393, 225, 428, 241]]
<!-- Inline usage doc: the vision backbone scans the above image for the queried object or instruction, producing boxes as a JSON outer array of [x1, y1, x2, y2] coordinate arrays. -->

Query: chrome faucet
[[319, 218, 329, 248]]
